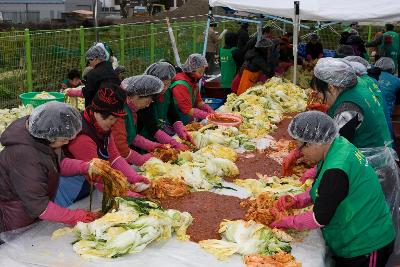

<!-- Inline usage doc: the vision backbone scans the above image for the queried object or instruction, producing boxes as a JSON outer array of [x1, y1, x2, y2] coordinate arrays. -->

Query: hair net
[[336, 45, 355, 57], [28, 102, 82, 142], [288, 111, 339, 144], [182, 53, 208, 73], [121, 75, 164, 96], [314, 57, 358, 88], [375, 57, 396, 74], [85, 43, 110, 61], [144, 62, 176, 81], [348, 61, 367, 76], [344, 56, 369, 67], [255, 37, 273, 48]]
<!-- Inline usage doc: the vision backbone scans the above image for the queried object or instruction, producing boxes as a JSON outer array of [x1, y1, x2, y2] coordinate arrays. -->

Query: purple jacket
[[0, 117, 60, 232]]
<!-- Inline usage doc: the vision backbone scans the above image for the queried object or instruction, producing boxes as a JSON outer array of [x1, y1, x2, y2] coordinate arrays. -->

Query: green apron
[[310, 137, 395, 258], [327, 78, 392, 148], [171, 80, 197, 125], [124, 104, 138, 145], [140, 88, 172, 141], [220, 47, 237, 88], [380, 31, 399, 72]]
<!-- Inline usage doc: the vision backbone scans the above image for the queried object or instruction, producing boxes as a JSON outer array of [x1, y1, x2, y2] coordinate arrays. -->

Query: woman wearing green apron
[[136, 62, 193, 147], [272, 111, 395, 267], [112, 75, 188, 166], [171, 54, 215, 124]]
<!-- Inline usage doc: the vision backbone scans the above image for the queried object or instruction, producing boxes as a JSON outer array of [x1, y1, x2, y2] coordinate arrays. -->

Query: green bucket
[[19, 92, 65, 108]]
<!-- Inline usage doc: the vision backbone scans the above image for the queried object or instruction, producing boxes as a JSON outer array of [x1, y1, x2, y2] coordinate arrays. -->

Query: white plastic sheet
[[0, 189, 331, 267]]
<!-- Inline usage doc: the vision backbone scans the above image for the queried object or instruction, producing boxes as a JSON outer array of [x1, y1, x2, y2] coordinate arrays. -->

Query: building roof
[[0, 0, 64, 4]]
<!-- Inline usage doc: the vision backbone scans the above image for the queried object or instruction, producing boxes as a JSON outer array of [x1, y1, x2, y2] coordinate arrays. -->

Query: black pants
[[333, 241, 394, 267], [205, 52, 216, 75]]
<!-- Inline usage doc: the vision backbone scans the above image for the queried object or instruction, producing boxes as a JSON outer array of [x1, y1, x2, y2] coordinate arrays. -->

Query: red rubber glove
[[282, 148, 303, 176], [192, 108, 209, 120], [39, 201, 99, 225], [270, 211, 322, 230], [64, 88, 83, 97], [300, 166, 317, 184], [306, 103, 329, 113], [200, 103, 215, 113], [111, 157, 150, 185], [276, 189, 312, 211], [132, 134, 165, 152], [306, 54, 312, 61], [125, 149, 152, 166], [154, 130, 189, 151], [173, 121, 195, 145]]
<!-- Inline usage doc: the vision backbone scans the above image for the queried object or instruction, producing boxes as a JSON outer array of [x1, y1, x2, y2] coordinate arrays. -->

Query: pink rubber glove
[[282, 148, 303, 176], [306, 54, 312, 61], [192, 108, 209, 120], [125, 149, 152, 166], [95, 183, 145, 198], [39, 201, 98, 225], [132, 134, 163, 152], [111, 156, 150, 184], [276, 189, 312, 211], [200, 103, 215, 113], [173, 121, 195, 144], [65, 88, 83, 97], [300, 166, 317, 184], [270, 211, 322, 230], [154, 130, 188, 151], [60, 158, 89, 177]]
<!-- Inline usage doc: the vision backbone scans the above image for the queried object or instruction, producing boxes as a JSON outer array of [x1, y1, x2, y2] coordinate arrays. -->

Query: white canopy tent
[[209, 0, 400, 22], [208, 0, 400, 83]]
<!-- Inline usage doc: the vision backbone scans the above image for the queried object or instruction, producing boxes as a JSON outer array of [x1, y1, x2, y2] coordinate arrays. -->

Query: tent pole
[[293, 1, 299, 85], [166, 17, 181, 66], [202, 7, 212, 57], [257, 16, 263, 42]]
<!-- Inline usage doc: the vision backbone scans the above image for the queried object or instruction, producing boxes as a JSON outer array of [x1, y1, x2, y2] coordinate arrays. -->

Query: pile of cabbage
[[71, 197, 192, 259], [191, 125, 256, 151], [219, 77, 308, 138], [141, 144, 239, 191], [0, 105, 34, 151], [199, 220, 293, 260], [235, 175, 312, 198]]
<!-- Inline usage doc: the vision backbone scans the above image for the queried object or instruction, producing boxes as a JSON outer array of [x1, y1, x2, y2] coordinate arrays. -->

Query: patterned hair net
[[255, 37, 273, 48], [182, 53, 208, 73], [144, 62, 176, 81], [344, 56, 369, 67], [375, 57, 396, 74], [314, 57, 358, 88], [85, 43, 110, 61], [348, 61, 367, 76], [288, 111, 339, 144], [28, 102, 82, 142], [121, 75, 164, 96]]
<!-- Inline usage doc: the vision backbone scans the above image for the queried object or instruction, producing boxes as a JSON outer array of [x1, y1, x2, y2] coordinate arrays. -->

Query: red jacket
[[171, 72, 202, 115]]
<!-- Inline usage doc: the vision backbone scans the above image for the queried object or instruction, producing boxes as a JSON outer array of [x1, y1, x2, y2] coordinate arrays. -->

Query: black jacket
[[237, 28, 249, 50], [82, 61, 120, 107], [243, 48, 274, 76]]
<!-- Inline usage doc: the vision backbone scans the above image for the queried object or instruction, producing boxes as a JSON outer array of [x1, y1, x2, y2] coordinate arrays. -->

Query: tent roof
[[209, 0, 400, 22]]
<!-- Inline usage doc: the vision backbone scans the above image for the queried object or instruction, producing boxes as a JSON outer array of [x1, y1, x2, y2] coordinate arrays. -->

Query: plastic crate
[[19, 92, 65, 107], [202, 98, 224, 110]]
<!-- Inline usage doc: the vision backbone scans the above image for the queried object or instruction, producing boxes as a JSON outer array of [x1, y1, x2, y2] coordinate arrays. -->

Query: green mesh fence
[[0, 20, 395, 108]]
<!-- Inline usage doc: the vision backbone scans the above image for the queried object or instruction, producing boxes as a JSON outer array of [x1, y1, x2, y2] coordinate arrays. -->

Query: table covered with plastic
[[0, 186, 332, 267]]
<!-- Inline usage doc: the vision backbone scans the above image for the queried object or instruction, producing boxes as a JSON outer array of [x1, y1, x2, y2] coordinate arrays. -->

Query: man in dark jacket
[[237, 37, 275, 95], [82, 43, 120, 107], [237, 22, 249, 50]]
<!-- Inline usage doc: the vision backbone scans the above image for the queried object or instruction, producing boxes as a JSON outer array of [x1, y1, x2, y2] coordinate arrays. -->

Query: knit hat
[[91, 83, 127, 117]]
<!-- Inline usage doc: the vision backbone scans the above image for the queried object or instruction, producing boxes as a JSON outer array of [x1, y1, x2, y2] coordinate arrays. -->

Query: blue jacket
[[379, 71, 400, 118]]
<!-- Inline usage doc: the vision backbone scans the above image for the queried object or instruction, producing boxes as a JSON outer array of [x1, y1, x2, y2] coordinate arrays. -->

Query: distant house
[[65, 0, 102, 13], [0, 0, 65, 23]]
